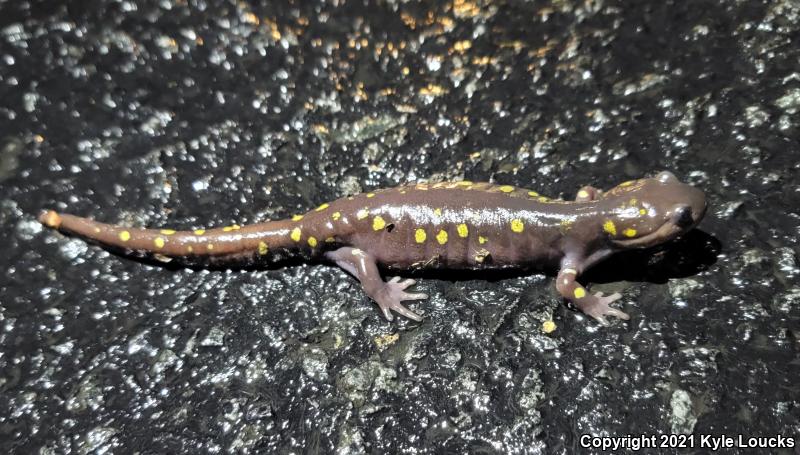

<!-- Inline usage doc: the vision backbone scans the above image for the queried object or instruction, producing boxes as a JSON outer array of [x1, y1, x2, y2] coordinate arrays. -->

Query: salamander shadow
[[581, 228, 720, 284], [395, 228, 720, 285]]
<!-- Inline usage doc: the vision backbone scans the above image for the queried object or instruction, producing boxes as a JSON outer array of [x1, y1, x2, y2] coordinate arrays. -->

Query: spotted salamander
[[39, 171, 706, 324]]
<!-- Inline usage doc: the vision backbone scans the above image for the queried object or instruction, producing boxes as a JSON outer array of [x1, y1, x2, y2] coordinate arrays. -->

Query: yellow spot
[[372, 216, 386, 231], [538, 196, 549, 202], [243, 12, 259, 24], [194, 229, 206, 236], [154, 237, 165, 249], [528, 191, 540, 197], [308, 237, 318, 247], [119, 231, 131, 242], [366, 192, 376, 198], [258, 241, 268, 255], [510, 219, 524, 233], [629, 198, 638, 206], [351, 248, 365, 257], [620, 180, 634, 187], [456, 180, 472, 186], [207, 243, 214, 251], [223, 225, 241, 232], [373, 333, 400, 350], [436, 230, 448, 244], [291, 227, 302, 242], [623, 228, 637, 238], [325, 237, 335, 243], [457, 223, 469, 238], [415, 228, 427, 243], [160, 229, 176, 235], [577, 190, 589, 199], [542, 320, 557, 334], [562, 268, 577, 275], [357, 209, 369, 220], [478, 235, 488, 244], [292, 214, 304, 221], [499, 185, 514, 193], [453, 40, 472, 52], [603, 220, 617, 236], [419, 84, 446, 96], [433, 208, 442, 217], [574, 288, 586, 299], [315, 203, 330, 211], [187, 246, 194, 253], [332, 211, 342, 221]]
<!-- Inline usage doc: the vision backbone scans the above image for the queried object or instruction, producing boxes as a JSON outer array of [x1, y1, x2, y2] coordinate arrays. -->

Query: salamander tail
[[37, 210, 299, 264], [39, 210, 62, 229]]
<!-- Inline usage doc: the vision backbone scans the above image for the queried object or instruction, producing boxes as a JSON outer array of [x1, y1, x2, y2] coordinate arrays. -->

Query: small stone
[[670, 389, 697, 434]]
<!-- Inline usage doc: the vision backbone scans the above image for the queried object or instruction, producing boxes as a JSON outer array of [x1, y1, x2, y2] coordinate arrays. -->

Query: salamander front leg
[[325, 247, 426, 321], [555, 264, 629, 324], [575, 186, 602, 202]]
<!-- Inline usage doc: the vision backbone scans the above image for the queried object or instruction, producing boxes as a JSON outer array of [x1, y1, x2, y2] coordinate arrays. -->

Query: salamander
[[38, 171, 706, 324]]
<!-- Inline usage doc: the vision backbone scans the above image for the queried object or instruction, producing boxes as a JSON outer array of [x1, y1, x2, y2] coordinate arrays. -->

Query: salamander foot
[[578, 291, 629, 325], [375, 277, 427, 321]]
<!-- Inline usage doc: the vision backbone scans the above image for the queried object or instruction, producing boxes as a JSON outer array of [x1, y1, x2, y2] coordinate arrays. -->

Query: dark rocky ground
[[1, 0, 799, 453]]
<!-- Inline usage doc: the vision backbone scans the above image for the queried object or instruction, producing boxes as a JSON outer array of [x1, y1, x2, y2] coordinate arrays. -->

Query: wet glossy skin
[[39, 171, 707, 324]]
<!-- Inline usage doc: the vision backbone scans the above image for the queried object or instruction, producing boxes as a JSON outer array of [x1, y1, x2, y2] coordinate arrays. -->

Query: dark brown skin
[[39, 171, 707, 324]]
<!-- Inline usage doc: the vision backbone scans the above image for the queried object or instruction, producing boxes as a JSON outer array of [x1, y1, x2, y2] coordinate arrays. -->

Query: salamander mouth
[[611, 220, 683, 249]]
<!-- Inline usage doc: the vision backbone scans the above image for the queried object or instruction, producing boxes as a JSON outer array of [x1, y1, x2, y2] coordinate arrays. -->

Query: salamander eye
[[674, 205, 694, 228], [656, 171, 678, 183]]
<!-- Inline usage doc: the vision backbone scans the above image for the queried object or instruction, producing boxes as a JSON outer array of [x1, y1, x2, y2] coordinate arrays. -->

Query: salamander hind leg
[[325, 247, 426, 321], [380, 277, 428, 321]]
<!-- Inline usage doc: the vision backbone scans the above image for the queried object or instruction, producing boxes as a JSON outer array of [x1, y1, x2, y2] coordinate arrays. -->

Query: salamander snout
[[670, 186, 706, 232], [681, 184, 707, 229]]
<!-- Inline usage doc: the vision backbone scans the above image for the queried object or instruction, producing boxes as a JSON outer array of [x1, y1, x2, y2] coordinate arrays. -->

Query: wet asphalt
[[1, 0, 798, 453]]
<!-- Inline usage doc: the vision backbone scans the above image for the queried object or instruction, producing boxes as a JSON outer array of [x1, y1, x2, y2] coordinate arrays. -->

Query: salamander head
[[600, 171, 706, 249]]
